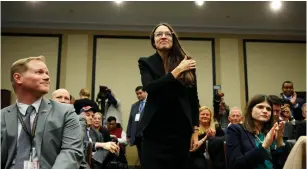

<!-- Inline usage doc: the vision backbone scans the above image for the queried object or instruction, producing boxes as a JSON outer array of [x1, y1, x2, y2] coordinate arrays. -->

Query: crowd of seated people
[[52, 88, 128, 169], [43, 81, 307, 169], [3, 52, 305, 169]]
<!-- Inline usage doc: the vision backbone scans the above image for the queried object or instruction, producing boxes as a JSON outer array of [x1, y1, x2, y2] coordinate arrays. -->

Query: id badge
[[24, 161, 39, 169], [135, 113, 141, 121], [204, 152, 209, 160]]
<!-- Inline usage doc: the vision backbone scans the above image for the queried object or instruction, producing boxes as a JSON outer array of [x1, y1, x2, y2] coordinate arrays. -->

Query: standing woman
[[227, 95, 288, 169], [138, 23, 200, 169]]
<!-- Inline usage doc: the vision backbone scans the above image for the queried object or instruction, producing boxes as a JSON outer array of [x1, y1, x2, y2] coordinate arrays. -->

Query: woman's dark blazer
[[137, 52, 200, 136], [227, 124, 289, 169]]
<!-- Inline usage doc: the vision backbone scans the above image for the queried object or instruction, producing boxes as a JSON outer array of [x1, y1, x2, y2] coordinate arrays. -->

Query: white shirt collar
[[16, 97, 42, 116], [283, 94, 292, 100], [142, 95, 147, 103]]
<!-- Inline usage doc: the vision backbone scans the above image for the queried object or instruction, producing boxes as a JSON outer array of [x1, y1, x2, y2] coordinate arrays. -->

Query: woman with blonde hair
[[190, 106, 224, 169], [79, 88, 90, 99], [92, 112, 111, 142], [73, 88, 99, 115]]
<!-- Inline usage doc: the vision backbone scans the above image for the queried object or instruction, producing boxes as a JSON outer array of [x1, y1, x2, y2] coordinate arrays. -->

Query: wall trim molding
[[2, 21, 305, 37]]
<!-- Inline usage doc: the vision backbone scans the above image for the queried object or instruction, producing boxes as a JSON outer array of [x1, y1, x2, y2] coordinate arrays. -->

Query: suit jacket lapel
[[89, 129, 95, 142], [35, 98, 52, 157], [146, 52, 165, 77], [245, 130, 256, 148], [6, 105, 18, 166]]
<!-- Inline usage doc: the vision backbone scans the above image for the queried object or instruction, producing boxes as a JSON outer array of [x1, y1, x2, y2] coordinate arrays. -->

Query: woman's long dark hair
[[242, 94, 274, 135], [150, 23, 195, 87]]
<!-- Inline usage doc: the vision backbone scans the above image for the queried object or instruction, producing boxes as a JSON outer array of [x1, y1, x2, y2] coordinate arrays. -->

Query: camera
[[97, 86, 109, 99]]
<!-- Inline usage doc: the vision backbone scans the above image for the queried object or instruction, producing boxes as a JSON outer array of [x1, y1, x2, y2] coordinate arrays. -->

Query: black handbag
[[106, 156, 129, 169]]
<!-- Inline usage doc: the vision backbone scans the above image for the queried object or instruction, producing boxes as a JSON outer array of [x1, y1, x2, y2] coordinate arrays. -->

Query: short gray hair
[[229, 107, 242, 116]]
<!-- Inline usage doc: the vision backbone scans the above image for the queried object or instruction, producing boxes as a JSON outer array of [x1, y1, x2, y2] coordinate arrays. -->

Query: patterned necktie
[[15, 105, 35, 168]]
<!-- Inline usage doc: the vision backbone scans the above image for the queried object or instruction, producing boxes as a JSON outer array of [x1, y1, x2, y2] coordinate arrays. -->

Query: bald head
[[52, 88, 70, 104]]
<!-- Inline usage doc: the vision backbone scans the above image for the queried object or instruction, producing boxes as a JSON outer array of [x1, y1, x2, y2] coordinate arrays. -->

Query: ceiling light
[[270, 0, 282, 11], [114, 0, 123, 4], [195, 0, 205, 6]]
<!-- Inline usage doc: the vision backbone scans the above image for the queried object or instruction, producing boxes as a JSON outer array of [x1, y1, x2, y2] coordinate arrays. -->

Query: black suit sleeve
[[189, 71, 200, 127], [216, 126, 225, 137], [126, 104, 134, 137], [138, 58, 176, 94], [227, 124, 268, 169]]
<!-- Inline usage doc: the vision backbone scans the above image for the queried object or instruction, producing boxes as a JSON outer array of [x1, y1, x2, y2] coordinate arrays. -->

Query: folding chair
[[86, 142, 93, 167], [223, 141, 228, 169], [205, 140, 213, 169]]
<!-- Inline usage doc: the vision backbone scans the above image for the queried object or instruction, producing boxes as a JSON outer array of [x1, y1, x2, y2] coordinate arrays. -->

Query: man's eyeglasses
[[154, 32, 172, 38]]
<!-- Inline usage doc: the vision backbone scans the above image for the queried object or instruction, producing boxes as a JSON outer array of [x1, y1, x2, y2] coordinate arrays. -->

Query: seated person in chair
[[295, 103, 306, 140], [81, 106, 120, 168], [189, 106, 224, 169], [92, 112, 112, 142], [107, 116, 128, 146], [227, 95, 289, 169]]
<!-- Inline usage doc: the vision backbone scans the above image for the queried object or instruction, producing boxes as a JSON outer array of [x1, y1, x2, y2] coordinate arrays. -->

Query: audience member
[[70, 95, 76, 104], [227, 94, 288, 169], [80, 88, 91, 99], [190, 106, 224, 169], [269, 95, 283, 123], [74, 88, 99, 115], [92, 112, 112, 142], [127, 86, 147, 164], [51, 88, 91, 169], [81, 106, 120, 168], [96, 86, 123, 125], [1, 56, 83, 169], [228, 107, 243, 126], [213, 92, 230, 130], [295, 103, 306, 140], [107, 116, 128, 146], [280, 106, 295, 124], [51, 88, 70, 104], [280, 81, 304, 120]]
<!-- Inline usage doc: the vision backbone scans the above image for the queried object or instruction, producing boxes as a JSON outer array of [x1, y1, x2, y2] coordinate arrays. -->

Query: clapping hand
[[274, 121, 285, 147], [262, 123, 277, 149]]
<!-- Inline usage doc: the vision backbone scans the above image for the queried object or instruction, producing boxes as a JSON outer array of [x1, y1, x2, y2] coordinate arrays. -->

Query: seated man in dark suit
[[281, 81, 304, 121], [81, 106, 120, 168], [295, 103, 306, 140]]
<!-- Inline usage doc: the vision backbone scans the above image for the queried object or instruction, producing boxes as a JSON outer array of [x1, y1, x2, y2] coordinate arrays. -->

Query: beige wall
[[1, 28, 306, 165], [65, 34, 90, 98], [219, 38, 242, 109], [1, 35, 59, 103], [246, 42, 306, 99]]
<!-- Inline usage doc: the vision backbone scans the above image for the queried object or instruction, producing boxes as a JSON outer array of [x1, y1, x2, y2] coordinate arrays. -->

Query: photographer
[[96, 86, 123, 125], [213, 92, 230, 130]]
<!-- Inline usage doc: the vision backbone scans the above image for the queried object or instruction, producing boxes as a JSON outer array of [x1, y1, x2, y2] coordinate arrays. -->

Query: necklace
[[254, 134, 273, 162]]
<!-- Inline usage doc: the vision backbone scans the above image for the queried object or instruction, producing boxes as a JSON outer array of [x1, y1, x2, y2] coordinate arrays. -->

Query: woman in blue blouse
[[227, 95, 289, 169]]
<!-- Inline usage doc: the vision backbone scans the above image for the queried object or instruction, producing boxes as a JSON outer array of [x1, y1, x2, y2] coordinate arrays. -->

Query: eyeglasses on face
[[154, 31, 172, 38]]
